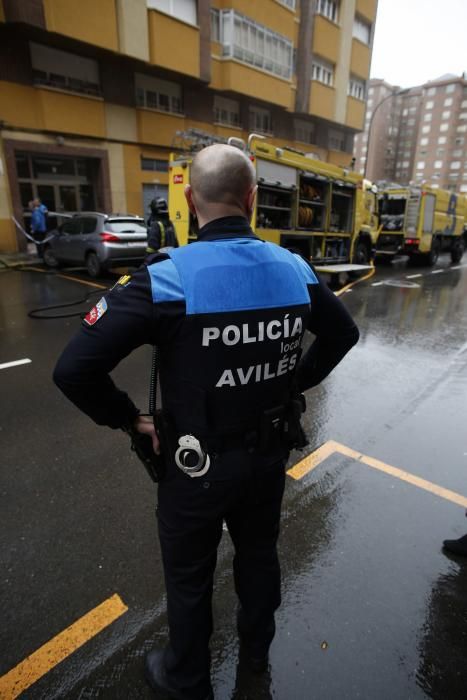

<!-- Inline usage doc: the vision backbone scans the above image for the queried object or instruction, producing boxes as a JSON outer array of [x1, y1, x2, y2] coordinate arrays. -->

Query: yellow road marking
[[287, 440, 467, 508], [55, 273, 107, 290], [0, 594, 128, 700]]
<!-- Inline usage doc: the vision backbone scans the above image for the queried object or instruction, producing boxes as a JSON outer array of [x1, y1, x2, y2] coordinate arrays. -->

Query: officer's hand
[[133, 415, 161, 454]]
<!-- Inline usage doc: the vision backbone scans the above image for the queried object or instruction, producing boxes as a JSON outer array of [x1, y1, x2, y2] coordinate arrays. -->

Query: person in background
[[30, 198, 48, 257], [146, 197, 179, 255]]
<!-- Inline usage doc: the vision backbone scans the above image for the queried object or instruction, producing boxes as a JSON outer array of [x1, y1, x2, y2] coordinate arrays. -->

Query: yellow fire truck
[[376, 185, 467, 265], [168, 134, 378, 267]]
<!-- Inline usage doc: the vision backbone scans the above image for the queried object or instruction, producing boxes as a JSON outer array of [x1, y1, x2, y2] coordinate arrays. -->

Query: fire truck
[[168, 132, 378, 268], [376, 185, 467, 265]]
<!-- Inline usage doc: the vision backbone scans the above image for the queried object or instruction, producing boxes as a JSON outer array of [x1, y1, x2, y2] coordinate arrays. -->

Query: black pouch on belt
[[285, 394, 308, 449], [125, 410, 169, 483]]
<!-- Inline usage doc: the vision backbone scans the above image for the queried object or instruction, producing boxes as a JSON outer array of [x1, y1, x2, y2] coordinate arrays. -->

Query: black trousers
[[157, 458, 286, 699]]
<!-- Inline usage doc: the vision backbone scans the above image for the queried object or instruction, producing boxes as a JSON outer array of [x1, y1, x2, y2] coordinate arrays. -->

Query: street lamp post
[[363, 88, 410, 179]]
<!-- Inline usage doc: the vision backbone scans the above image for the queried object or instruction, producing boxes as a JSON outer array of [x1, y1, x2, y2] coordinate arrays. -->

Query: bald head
[[186, 145, 256, 226]]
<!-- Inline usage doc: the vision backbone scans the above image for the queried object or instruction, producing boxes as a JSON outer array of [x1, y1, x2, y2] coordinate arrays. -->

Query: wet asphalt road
[[1, 256, 467, 699]]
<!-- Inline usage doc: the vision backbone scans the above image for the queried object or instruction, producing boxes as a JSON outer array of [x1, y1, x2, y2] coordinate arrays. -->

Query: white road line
[[406, 273, 422, 279], [371, 281, 385, 286], [451, 265, 462, 270], [431, 269, 444, 274], [0, 358, 32, 370]]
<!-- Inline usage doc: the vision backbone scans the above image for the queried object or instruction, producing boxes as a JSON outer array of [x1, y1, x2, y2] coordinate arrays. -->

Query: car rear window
[[106, 219, 146, 233]]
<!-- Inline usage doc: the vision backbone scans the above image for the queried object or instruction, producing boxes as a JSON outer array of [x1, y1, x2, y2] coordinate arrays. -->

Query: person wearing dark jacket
[[146, 197, 179, 254], [54, 144, 359, 700]]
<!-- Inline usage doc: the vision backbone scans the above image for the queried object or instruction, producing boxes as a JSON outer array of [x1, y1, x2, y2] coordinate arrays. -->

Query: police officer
[[147, 197, 179, 254], [53, 144, 359, 700]]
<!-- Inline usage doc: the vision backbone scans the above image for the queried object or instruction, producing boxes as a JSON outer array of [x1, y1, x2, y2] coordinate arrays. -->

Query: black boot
[[443, 534, 467, 557], [237, 610, 273, 673], [145, 649, 213, 700]]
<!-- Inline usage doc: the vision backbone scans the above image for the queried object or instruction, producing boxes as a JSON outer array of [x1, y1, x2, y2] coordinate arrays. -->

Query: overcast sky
[[370, 0, 467, 88]]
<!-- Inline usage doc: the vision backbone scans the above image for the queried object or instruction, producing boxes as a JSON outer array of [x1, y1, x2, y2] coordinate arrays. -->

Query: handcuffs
[[175, 434, 211, 478]]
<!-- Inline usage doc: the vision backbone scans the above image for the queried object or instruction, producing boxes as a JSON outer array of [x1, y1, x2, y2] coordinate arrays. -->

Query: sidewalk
[[0, 245, 41, 268]]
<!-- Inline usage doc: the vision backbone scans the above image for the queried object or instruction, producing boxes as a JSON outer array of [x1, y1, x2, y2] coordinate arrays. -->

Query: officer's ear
[[246, 185, 258, 222], [184, 185, 197, 216]]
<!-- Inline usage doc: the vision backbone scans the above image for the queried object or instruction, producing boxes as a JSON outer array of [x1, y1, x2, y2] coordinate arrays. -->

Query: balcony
[[211, 59, 293, 110], [148, 10, 200, 78], [350, 38, 371, 79], [355, 0, 378, 22], [43, 0, 119, 51], [309, 81, 336, 121], [312, 15, 340, 65], [346, 96, 365, 130]]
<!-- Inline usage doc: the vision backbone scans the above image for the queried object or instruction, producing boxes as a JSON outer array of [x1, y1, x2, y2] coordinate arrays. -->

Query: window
[[434, 160, 443, 168], [460, 113, 467, 120], [141, 157, 169, 172], [294, 119, 315, 144], [277, 0, 296, 8], [462, 100, 467, 108], [312, 58, 334, 86], [455, 137, 465, 145], [458, 124, 467, 133], [348, 76, 366, 100], [425, 100, 434, 109], [30, 42, 100, 96], [147, 0, 197, 25], [317, 0, 339, 22], [436, 149, 444, 157], [214, 95, 240, 127], [407, 118, 415, 126], [249, 106, 272, 134], [423, 113, 432, 122], [451, 161, 461, 169], [329, 129, 345, 151], [420, 137, 429, 145], [353, 16, 371, 44], [218, 10, 293, 79], [446, 84, 455, 93], [442, 110, 451, 120], [438, 136, 447, 144], [402, 108, 408, 116], [440, 123, 449, 132], [416, 161, 425, 170], [452, 149, 463, 157], [211, 8, 220, 41], [422, 125, 431, 134], [427, 87, 436, 96], [444, 98, 453, 106], [401, 160, 409, 168], [135, 73, 182, 113]]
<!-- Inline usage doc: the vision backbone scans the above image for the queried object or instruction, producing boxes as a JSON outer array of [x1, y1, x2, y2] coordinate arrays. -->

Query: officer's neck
[[195, 204, 249, 229]]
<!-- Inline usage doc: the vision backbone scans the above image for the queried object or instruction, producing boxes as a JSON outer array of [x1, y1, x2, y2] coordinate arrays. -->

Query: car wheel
[[86, 252, 102, 278], [451, 239, 464, 264], [43, 245, 60, 268]]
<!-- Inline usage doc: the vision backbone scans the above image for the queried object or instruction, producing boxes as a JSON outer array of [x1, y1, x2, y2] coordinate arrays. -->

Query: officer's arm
[[297, 275, 359, 392], [53, 267, 157, 428]]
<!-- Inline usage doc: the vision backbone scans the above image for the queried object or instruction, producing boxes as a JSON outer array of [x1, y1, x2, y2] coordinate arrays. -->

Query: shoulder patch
[[83, 297, 108, 326]]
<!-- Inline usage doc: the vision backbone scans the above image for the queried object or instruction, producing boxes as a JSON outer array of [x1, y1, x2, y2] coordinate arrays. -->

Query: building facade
[[354, 74, 467, 193], [0, 0, 378, 252]]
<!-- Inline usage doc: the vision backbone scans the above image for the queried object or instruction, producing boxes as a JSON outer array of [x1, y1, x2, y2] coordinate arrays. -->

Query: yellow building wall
[[137, 109, 186, 147], [214, 0, 295, 39], [346, 96, 365, 130], [312, 16, 340, 65], [211, 59, 293, 110], [350, 39, 371, 79], [123, 144, 169, 217], [309, 82, 336, 121], [148, 11, 200, 78], [37, 89, 106, 138], [0, 82, 44, 131], [43, 0, 119, 52], [356, 0, 378, 22]]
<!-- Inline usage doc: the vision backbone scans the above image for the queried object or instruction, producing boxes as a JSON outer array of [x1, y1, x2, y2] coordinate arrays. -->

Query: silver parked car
[[43, 212, 148, 277]]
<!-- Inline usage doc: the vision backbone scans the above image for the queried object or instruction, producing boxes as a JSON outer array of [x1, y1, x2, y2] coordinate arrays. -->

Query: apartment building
[[0, 0, 378, 252], [354, 74, 467, 193]]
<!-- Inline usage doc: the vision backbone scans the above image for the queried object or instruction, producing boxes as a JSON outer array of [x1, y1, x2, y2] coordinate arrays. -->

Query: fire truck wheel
[[425, 239, 440, 267]]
